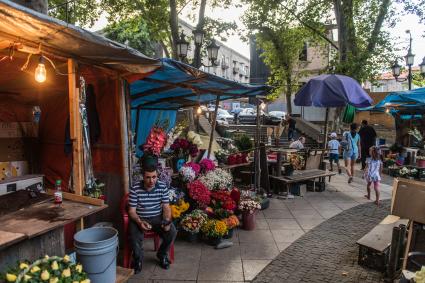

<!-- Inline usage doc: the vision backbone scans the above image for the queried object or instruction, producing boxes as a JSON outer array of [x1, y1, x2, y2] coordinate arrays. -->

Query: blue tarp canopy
[[360, 87, 425, 112], [130, 58, 271, 110], [130, 58, 271, 156]]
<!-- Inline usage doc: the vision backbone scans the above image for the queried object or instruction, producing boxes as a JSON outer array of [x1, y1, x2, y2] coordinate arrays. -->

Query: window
[[299, 42, 308, 61]]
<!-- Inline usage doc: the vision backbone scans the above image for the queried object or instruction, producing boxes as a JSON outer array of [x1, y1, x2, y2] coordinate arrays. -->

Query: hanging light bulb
[[197, 106, 202, 115], [385, 108, 390, 114], [35, 55, 46, 83]]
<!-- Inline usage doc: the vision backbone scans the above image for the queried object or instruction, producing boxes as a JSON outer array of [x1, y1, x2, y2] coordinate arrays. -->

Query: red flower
[[230, 188, 241, 203], [188, 180, 211, 206]]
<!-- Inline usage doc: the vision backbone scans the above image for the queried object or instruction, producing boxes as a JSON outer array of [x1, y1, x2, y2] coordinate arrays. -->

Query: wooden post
[[324, 107, 329, 146], [255, 103, 261, 190], [68, 59, 84, 230], [118, 78, 131, 194], [207, 96, 220, 159]]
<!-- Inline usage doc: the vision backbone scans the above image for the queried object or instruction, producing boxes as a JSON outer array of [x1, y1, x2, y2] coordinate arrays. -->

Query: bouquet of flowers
[[187, 131, 203, 147], [179, 166, 196, 183], [399, 167, 410, 177], [142, 126, 167, 156], [201, 219, 228, 238], [210, 191, 237, 212], [1, 255, 89, 283], [184, 162, 201, 176], [198, 168, 233, 191], [223, 215, 240, 230], [170, 138, 199, 158], [199, 159, 215, 173], [170, 199, 190, 219], [187, 180, 211, 207], [289, 154, 304, 170], [227, 153, 248, 165], [214, 149, 229, 165], [158, 166, 173, 188], [180, 210, 208, 234], [168, 187, 185, 204], [238, 199, 261, 214]]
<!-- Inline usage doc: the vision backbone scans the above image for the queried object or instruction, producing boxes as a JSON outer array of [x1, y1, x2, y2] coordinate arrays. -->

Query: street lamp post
[[176, 31, 220, 67], [391, 30, 425, 90]]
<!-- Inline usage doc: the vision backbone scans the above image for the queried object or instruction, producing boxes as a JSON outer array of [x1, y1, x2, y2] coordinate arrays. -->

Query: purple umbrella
[[294, 74, 373, 144]]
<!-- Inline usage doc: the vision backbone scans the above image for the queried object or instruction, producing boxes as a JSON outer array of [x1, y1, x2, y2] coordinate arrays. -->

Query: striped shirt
[[129, 181, 169, 218]]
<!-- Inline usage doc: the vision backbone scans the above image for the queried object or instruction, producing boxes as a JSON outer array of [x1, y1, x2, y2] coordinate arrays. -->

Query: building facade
[[364, 67, 421, 93], [179, 19, 250, 84]]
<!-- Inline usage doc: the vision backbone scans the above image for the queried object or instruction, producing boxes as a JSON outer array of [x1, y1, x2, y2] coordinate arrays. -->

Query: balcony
[[233, 67, 239, 74]]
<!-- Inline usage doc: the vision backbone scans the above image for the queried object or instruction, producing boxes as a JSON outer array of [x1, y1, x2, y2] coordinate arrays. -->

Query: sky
[[89, 3, 425, 67]]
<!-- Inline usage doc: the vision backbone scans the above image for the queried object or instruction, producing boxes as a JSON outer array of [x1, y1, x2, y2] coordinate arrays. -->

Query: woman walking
[[342, 123, 361, 183], [364, 146, 382, 206]]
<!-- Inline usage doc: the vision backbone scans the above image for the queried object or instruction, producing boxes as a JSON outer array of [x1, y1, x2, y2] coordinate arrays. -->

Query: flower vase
[[185, 231, 198, 243], [242, 212, 256, 230], [223, 228, 234, 239], [417, 159, 425, 168]]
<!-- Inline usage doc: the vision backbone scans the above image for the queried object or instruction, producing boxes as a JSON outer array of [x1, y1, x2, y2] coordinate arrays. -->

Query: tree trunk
[[12, 0, 47, 13], [193, 0, 207, 68], [169, 0, 179, 59], [285, 74, 293, 114]]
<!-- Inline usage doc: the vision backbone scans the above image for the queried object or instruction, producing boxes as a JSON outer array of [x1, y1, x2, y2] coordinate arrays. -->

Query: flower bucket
[[223, 228, 234, 239], [204, 237, 222, 246], [417, 159, 425, 168], [184, 231, 199, 243], [242, 212, 256, 230]]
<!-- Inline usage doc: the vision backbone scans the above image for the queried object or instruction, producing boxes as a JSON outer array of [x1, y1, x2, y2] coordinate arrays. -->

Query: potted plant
[[1, 255, 90, 283], [180, 210, 208, 242], [200, 219, 228, 245], [409, 168, 418, 179], [223, 215, 240, 239], [238, 198, 261, 230], [234, 134, 254, 153]]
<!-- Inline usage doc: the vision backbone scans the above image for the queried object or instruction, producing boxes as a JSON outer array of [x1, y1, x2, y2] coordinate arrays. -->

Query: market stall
[[0, 0, 158, 275], [125, 58, 272, 249], [361, 88, 425, 178]]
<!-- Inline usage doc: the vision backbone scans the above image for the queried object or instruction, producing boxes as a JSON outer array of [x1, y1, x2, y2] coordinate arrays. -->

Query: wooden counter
[[0, 193, 106, 271]]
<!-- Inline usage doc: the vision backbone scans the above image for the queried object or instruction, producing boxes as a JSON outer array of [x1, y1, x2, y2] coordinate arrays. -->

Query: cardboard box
[[0, 161, 29, 180], [0, 138, 26, 161], [391, 178, 425, 224], [0, 122, 38, 138]]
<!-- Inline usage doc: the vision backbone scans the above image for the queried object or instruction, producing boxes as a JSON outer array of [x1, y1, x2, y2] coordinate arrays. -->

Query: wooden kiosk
[[0, 0, 158, 273]]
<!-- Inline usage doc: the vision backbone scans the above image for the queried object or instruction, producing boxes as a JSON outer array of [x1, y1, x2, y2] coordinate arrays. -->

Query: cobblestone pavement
[[252, 200, 391, 283]]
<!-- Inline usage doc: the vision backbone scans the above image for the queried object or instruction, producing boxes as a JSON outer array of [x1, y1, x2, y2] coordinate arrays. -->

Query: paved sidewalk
[[128, 173, 393, 282]]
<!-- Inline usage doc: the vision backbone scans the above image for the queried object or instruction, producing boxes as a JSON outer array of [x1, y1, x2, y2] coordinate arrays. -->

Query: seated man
[[289, 136, 305, 150], [128, 165, 176, 274]]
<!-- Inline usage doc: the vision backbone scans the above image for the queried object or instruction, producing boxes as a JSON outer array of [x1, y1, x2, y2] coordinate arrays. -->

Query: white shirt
[[289, 140, 304, 150], [328, 139, 340, 154]]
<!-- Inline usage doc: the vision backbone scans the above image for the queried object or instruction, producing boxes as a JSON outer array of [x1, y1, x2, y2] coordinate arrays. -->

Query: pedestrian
[[289, 136, 305, 150], [128, 164, 177, 274], [364, 146, 382, 206], [327, 132, 342, 174], [342, 123, 361, 183], [287, 115, 296, 141], [358, 120, 377, 170]]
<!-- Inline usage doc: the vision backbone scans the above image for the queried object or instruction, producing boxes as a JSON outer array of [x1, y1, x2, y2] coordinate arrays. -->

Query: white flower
[[179, 166, 196, 182], [198, 168, 233, 190]]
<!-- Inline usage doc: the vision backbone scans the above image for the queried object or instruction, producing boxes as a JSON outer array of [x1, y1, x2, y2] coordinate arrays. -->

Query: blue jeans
[[288, 128, 295, 141]]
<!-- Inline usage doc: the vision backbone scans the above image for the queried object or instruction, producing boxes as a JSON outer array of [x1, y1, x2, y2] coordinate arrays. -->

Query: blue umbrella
[[294, 74, 372, 107], [294, 74, 373, 144]]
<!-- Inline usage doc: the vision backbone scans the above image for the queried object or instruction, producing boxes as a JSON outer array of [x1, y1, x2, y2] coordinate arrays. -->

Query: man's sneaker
[[158, 256, 170, 270], [338, 168, 342, 174]]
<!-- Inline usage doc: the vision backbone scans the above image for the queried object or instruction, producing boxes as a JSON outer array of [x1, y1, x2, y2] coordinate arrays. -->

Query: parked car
[[216, 116, 229, 126], [238, 108, 268, 124]]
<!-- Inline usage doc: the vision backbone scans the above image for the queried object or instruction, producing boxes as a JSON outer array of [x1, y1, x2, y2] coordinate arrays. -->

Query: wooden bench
[[269, 169, 336, 196], [356, 215, 408, 272]]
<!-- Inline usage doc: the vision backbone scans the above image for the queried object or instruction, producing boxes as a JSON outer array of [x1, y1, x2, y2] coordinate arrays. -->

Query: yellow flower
[[49, 277, 59, 283], [62, 268, 71, 278], [6, 273, 17, 282], [44, 255, 49, 259], [30, 266, 41, 273], [23, 275, 32, 281], [19, 262, 29, 269], [63, 255, 70, 263], [80, 279, 91, 283], [75, 264, 83, 273], [41, 270, 50, 280], [51, 261, 59, 270]]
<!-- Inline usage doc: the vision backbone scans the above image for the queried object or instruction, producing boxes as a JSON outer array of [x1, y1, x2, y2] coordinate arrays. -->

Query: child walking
[[327, 132, 342, 174], [364, 146, 382, 206]]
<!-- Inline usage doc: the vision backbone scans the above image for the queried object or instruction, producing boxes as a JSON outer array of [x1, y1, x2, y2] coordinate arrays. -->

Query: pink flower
[[184, 162, 201, 176], [199, 159, 215, 172]]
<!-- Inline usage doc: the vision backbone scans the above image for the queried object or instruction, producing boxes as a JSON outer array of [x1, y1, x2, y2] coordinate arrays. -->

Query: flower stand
[[242, 212, 256, 230]]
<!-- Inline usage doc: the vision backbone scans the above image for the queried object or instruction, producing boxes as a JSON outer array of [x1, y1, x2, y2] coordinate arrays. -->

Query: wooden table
[[269, 169, 336, 196], [0, 193, 106, 271]]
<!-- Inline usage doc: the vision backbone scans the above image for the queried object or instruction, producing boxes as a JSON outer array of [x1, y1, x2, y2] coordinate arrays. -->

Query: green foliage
[[413, 72, 425, 87], [234, 134, 254, 152], [103, 17, 158, 57]]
